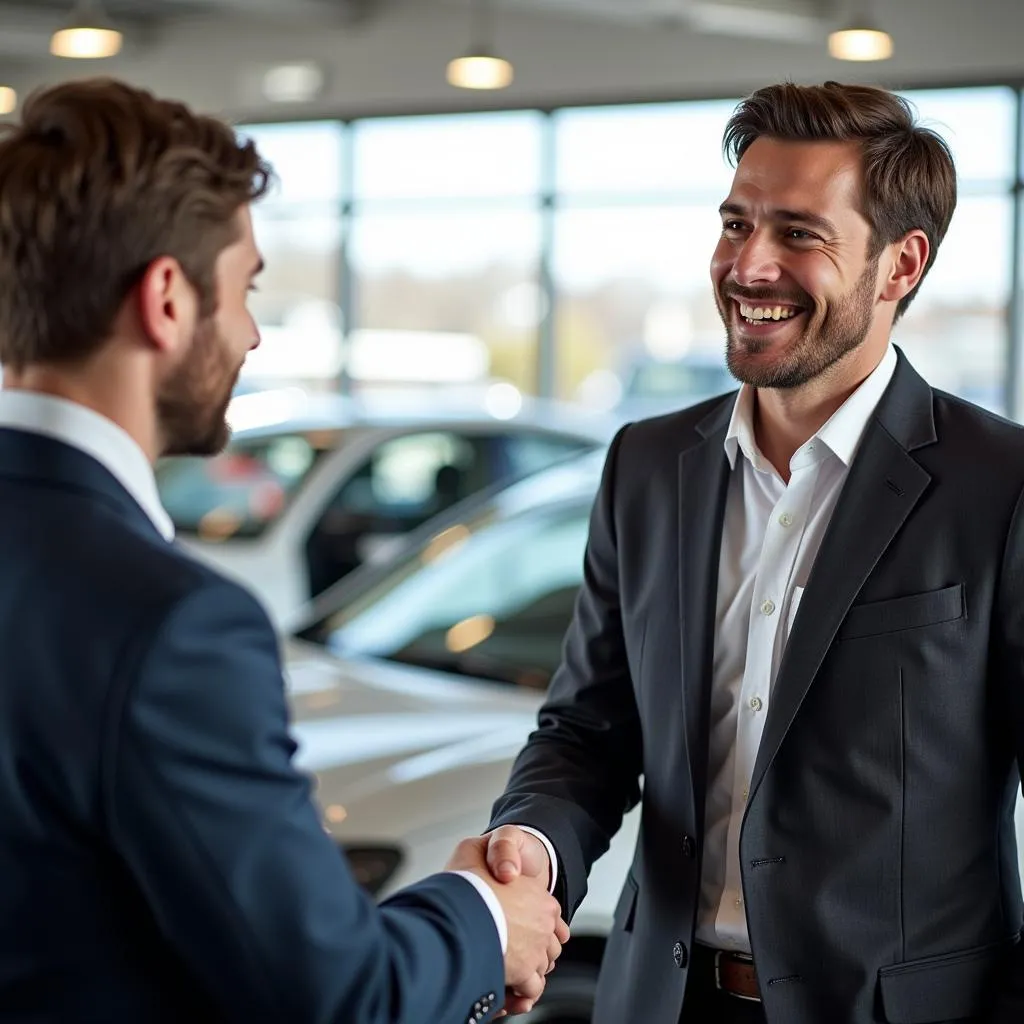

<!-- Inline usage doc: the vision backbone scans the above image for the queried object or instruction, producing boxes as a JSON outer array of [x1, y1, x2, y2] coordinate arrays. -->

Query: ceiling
[[0, 0, 836, 59]]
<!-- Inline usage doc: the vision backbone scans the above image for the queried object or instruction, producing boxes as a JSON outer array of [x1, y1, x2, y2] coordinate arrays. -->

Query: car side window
[[303, 431, 484, 598], [499, 433, 595, 479]]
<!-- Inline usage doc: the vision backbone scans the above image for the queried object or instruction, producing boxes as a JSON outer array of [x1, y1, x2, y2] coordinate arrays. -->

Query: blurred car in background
[[289, 451, 630, 1022], [156, 387, 609, 629], [284, 448, 1024, 1024], [615, 351, 736, 419]]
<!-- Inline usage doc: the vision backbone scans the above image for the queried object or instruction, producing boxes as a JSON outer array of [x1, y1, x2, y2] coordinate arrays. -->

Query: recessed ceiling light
[[262, 62, 326, 104]]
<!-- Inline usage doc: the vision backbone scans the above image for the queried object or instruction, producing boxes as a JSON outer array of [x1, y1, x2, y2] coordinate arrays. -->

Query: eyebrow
[[250, 257, 265, 278], [719, 202, 839, 238]]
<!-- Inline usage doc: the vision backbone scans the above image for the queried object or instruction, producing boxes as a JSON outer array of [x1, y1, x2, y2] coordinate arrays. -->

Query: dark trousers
[[680, 946, 767, 1024]]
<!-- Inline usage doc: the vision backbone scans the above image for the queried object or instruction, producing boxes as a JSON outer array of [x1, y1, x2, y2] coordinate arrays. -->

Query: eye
[[722, 220, 748, 234], [247, 283, 260, 293], [785, 228, 817, 241]]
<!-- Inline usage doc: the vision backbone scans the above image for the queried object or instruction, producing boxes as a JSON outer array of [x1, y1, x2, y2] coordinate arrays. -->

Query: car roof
[[227, 386, 615, 441]]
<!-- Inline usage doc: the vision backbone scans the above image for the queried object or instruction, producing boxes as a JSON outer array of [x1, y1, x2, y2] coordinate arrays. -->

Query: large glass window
[[552, 100, 739, 413], [237, 121, 346, 392], [241, 85, 1024, 421], [348, 112, 544, 396], [893, 88, 1018, 414]]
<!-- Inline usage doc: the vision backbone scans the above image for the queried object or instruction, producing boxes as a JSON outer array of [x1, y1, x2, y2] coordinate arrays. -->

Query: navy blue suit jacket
[[0, 427, 503, 1022]]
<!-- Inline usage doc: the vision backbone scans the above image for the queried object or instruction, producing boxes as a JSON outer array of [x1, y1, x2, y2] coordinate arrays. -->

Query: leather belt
[[693, 944, 762, 1002]]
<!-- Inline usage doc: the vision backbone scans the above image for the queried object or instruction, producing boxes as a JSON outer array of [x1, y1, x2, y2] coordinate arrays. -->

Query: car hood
[[283, 639, 541, 835]]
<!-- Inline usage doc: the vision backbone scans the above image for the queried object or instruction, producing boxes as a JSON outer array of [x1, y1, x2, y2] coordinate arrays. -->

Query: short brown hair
[[723, 81, 957, 320], [0, 77, 272, 369]]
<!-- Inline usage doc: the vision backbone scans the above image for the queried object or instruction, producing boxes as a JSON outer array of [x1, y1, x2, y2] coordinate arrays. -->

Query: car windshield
[[155, 429, 345, 539], [304, 497, 591, 689]]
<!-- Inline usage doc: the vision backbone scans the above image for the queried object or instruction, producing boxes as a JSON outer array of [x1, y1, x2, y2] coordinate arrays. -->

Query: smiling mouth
[[732, 300, 806, 328]]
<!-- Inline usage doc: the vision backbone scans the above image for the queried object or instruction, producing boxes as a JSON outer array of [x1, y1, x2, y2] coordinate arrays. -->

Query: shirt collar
[[0, 390, 174, 541], [724, 343, 898, 473]]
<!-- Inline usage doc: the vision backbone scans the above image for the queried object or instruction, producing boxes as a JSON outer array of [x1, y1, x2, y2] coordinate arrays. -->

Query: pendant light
[[828, 1, 893, 61], [51, 0, 123, 60], [446, 0, 513, 91]]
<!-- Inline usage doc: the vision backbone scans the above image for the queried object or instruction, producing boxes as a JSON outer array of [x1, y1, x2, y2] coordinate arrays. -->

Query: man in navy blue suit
[[0, 77, 566, 1023]]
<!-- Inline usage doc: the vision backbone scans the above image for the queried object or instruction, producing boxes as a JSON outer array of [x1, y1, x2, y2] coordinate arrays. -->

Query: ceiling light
[[0, 88, 16, 116], [446, 0, 513, 91], [446, 54, 513, 90], [262, 62, 325, 104], [828, 1, 892, 62], [51, 1, 123, 59]]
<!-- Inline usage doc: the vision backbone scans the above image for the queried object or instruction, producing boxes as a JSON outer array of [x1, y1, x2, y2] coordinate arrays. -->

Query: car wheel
[[520, 962, 598, 1023]]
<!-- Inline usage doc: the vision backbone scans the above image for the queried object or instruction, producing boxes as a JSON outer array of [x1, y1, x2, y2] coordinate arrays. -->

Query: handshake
[[447, 826, 569, 1017]]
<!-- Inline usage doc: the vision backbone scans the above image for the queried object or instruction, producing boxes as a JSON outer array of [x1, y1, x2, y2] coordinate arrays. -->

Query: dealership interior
[[2, 0, 1024, 1021]]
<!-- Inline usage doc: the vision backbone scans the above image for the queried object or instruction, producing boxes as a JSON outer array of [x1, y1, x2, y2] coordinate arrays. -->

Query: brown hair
[[723, 81, 957, 320], [0, 77, 272, 369]]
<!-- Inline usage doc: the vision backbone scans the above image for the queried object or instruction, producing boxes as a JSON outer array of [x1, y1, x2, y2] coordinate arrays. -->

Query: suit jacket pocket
[[612, 872, 638, 933], [837, 583, 964, 641], [877, 936, 1016, 1023]]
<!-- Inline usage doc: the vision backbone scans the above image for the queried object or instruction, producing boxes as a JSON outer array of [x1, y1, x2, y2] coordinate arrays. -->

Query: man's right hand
[[484, 825, 552, 888], [447, 837, 569, 1011]]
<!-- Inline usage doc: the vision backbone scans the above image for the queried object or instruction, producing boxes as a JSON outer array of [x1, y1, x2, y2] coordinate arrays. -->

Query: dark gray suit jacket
[[490, 350, 1024, 1024]]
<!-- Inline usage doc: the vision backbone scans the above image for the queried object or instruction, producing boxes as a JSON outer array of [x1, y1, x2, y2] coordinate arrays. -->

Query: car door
[[303, 430, 490, 599]]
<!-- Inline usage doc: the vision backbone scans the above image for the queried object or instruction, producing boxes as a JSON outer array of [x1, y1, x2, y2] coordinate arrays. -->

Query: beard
[[719, 258, 879, 390], [158, 316, 242, 458]]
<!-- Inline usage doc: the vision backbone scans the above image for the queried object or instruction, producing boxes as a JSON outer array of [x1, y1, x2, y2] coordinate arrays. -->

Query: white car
[[285, 452, 1024, 1024], [155, 387, 609, 630]]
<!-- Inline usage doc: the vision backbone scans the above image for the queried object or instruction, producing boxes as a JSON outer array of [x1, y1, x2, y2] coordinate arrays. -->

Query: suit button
[[672, 941, 688, 968], [682, 834, 695, 859]]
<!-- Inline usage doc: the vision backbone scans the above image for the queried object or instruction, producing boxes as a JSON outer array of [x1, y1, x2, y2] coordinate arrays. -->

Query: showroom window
[[240, 84, 1024, 420]]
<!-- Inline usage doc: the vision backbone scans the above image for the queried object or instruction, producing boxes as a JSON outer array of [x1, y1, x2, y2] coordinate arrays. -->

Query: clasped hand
[[447, 826, 569, 1017]]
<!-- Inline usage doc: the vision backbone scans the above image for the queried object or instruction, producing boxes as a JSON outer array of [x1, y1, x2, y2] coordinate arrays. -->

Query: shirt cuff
[[514, 825, 558, 894], [449, 870, 508, 954]]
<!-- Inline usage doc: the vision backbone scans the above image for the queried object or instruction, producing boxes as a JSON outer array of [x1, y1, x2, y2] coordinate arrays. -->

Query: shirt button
[[760, 599, 776, 616], [778, 512, 793, 527], [750, 696, 763, 712], [742, 786, 749, 801], [806, 443, 816, 451], [735, 897, 744, 908]]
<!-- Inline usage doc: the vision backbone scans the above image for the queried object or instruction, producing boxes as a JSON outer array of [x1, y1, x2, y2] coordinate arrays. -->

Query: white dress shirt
[[696, 343, 897, 951], [0, 389, 174, 540], [0, 389, 512, 950]]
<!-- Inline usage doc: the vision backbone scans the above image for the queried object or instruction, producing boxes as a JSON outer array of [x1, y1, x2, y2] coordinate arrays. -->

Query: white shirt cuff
[[449, 870, 508, 954], [514, 825, 558, 894]]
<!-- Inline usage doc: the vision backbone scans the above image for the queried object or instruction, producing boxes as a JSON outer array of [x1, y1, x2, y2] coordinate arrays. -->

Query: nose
[[731, 229, 783, 288]]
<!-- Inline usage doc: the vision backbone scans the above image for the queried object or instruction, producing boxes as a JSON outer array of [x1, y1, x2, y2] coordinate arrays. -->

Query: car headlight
[[342, 845, 404, 897]]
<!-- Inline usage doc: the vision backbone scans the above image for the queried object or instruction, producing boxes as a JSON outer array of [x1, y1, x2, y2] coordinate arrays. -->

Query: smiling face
[[711, 136, 890, 390]]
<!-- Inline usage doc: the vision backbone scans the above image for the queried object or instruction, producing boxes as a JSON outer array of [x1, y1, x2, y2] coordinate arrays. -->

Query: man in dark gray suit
[[476, 82, 1024, 1023], [0, 77, 567, 1022]]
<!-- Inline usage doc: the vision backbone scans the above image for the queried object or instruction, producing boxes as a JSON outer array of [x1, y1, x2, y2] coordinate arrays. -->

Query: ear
[[136, 256, 198, 357], [879, 229, 930, 307]]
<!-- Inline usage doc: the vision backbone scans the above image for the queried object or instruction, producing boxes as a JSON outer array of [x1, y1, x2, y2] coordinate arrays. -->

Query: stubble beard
[[158, 317, 241, 458], [721, 258, 879, 390]]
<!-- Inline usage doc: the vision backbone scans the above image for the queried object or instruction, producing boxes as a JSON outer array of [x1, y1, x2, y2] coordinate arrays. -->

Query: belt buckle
[[713, 949, 762, 1004]]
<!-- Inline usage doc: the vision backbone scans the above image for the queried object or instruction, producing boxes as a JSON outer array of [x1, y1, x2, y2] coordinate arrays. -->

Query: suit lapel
[[679, 401, 733, 825], [748, 352, 936, 798]]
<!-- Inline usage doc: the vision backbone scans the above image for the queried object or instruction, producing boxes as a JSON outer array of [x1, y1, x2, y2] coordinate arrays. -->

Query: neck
[[3, 351, 160, 463], [752, 341, 888, 482]]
